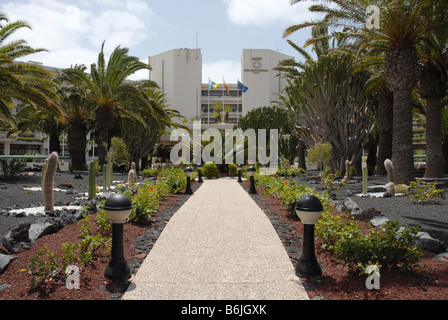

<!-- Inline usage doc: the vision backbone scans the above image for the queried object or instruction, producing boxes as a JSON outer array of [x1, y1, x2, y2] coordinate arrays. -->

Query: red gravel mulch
[[252, 184, 448, 300]]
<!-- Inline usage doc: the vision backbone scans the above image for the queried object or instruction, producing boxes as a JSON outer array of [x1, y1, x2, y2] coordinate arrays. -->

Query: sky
[[0, 0, 325, 83]]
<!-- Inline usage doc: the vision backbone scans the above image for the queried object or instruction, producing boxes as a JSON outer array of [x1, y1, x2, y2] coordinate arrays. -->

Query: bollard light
[[197, 163, 203, 183], [104, 193, 133, 280], [184, 166, 193, 194], [237, 164, 243, 183], [247, 166, 257, 194], [295, 195, 323, 277]]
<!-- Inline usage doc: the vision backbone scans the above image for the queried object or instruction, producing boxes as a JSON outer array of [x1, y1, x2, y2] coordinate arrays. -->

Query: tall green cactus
[[41, 160, 47, 191], [107, 163, 113, 186], [43, 152, 58, 211], [128, 169, 135, 188], [88, 161, 97, 199], [103, 164, 109, 192]]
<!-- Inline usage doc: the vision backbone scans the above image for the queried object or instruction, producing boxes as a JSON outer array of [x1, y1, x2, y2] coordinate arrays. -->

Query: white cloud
[[202, 60, 241, 84], [0, 0, 157, 69], [223, 0, 319, 27]]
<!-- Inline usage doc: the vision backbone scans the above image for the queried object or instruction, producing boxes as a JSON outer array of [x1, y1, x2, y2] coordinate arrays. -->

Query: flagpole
[[208, 78, 210, 124], [237, 77, 239, 124], [222, 77, 225, 123]]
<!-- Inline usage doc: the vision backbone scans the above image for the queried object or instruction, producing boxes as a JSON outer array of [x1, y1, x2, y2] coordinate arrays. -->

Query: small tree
[[307, 142, 332, 172], [106, 137, 129, 169]]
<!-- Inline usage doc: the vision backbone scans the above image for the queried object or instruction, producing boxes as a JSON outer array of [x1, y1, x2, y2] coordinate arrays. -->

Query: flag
[[224, 81, 230, 95], [210, 81, 219, 89], [237, 81, 248, 93]]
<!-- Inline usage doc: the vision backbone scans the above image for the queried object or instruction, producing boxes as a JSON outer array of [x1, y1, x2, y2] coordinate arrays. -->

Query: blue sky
[[0, 0, 323, 83]]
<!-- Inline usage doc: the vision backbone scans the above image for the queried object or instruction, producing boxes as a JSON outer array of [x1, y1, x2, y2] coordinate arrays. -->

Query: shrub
[[141, 167, 159, 178], [255, 172, 424, 275], [0, 158, 26, 177], [307, 142, 332, 171], [106, 137, 129, 167], [407, 179, 443, 204], [202, 161, 220, 178], [228, 163, 237, 176], [316, 211, 423, 273]]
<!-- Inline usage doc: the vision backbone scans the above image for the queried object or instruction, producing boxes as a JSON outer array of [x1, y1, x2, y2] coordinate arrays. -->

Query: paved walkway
[[122, 179, 309, 300]]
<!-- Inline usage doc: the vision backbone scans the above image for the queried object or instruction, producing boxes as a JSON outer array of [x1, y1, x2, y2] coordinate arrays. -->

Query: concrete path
[[122, 179, 309, 300]]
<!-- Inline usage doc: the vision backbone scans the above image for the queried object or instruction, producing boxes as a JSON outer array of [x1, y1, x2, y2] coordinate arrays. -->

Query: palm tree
[[119, 87, 186, 168], [0, 13, 62, 129], [54, 73, 96, 171], [285, 0, 448, 184], [418, 32, 448, 178], [59, 42, 155, 165]]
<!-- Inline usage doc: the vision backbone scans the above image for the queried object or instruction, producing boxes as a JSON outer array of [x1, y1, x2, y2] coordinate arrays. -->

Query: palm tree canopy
[[0, 13, 62, 129]]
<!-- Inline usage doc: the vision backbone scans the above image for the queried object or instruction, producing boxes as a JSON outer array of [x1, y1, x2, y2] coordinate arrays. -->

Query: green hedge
[[254, 174, 424, 274]]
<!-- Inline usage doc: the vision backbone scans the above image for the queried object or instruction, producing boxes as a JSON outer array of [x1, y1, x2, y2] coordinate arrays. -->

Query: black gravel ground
[[0, 170, 130, 241], [1, 170, 447, 249], [291, 172, 448, 247]]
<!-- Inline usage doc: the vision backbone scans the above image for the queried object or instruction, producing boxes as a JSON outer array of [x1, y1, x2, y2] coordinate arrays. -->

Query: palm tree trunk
[[96, 106, 113, 166], [392, 89, 415, 184], [375, 87, 393, 175], [424, 96, 445, 178], [298, 140, 307, 170], [49, 132, 61, 154], [68, 122, 87, 171]]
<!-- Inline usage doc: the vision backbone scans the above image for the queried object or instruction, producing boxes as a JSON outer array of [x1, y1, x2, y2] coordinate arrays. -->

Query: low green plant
[[316, 212, 423, 273], [407, 179, 443, 204], [255, 171, 424, 275], [202, 161, 220, 178], [141, 167, 159, 178], [0, 158, 26, 177], [28, 212, 111, 289], [321, 167, 344, 199]]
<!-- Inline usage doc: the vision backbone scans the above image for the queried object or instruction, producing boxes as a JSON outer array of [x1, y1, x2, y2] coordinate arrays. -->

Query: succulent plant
[[362, 162, 368, 195], [43, 152, 58, 211], [88, 161, 97, 199], [128, 169, 135, 188]]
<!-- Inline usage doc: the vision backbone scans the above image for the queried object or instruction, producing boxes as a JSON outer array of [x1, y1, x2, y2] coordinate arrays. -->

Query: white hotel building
[[0, 48, 291, 158], [149, 48, 292, 125]]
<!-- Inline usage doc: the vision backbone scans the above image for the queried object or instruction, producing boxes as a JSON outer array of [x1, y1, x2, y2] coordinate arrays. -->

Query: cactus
[[103, 164, 109, 192], [88, 161, 97, 199], [342, 160, 351, 184], [43, 152, 58, 211], [362, 162, 368, 195], [384, 159, 395, 195], [41, 159, 47, 191], [384, 159, 394, 183], [128, 169, 135, 188], [107, 163, 113, 186], [131, 162, 137, 185]]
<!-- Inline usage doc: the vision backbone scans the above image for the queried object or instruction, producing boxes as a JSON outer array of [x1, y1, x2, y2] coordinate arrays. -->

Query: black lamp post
[[184, 166, 193, 194], [104, 193, 133, 280], [295, 195, 323, 277], [197, 163, 203, 183], [247, 166, 257, 194], [237, 164, 243, 182]]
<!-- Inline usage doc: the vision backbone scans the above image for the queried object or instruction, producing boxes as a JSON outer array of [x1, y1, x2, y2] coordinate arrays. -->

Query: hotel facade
[[1, 48, 292, 160], [149, 48, 292, 124]]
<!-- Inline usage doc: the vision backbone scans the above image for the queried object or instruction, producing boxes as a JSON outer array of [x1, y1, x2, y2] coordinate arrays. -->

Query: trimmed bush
[[228, 163, 237, 176], [202, 162, 220, 178]]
